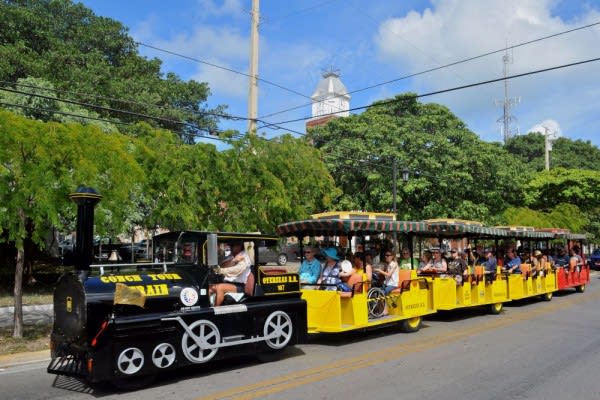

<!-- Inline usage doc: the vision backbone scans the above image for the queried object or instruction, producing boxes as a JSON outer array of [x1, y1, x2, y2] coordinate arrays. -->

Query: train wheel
[[541, 292, 553, 301], [401, 316, 422, 333], [576, 284, 586, 293], [277, 254, 288, 266], [263, 311, 293, 349], [181, 320, 220, 363], [117, 347, 145, 375], [258, 311, 294, 363], [488, 303, 503, 314]]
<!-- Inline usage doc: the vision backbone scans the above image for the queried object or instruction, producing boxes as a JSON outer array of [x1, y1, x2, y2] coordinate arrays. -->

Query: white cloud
[[373, 0, 600, 141], [196, 0, 246, 18], [132, 19, 249, 99], [528, 119, 562, 137]]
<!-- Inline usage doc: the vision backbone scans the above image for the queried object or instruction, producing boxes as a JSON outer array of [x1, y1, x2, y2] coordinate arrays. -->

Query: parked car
[[589, 248, 600, 270], [257, 242, 297, 266]]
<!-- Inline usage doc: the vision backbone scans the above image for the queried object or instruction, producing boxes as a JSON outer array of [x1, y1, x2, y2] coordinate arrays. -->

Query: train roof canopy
[[276, 218, 427, 237]]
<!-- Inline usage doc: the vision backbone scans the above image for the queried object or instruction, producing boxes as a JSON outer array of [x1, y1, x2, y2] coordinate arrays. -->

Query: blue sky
[[78, 0, 600, 146]]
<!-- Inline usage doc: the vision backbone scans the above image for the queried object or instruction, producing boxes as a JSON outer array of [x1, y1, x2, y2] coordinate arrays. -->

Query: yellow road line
[[197, 291, 599, 400]]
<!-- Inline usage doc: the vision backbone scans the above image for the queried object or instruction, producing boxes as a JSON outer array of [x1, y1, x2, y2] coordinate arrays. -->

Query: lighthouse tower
[[306, 69, 350, 129]]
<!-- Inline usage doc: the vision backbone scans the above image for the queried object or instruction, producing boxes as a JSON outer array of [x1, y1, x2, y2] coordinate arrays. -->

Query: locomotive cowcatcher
[[48, 188, 307, 389]]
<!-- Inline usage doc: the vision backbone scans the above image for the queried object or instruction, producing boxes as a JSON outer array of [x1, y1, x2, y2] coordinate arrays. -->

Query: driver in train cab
[[210, 241, 252, 306]]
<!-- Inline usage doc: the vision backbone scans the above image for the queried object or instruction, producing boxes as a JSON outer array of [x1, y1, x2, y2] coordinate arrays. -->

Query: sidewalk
[[0, 349, 50, 369]]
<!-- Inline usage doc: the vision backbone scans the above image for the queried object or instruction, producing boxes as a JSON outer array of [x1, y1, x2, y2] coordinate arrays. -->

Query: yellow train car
[[276, 218, 435, 333]]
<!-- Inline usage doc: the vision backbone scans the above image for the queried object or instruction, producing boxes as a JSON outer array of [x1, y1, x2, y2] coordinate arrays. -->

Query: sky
[[78, 0, 600, 146]]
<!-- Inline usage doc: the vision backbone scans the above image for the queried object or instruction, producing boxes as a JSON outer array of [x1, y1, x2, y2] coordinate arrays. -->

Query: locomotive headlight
[[180, 287, 199, 307]]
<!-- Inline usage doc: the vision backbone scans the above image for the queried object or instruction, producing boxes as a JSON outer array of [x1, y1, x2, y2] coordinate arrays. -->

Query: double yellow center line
[[198, 291, 598, 400]]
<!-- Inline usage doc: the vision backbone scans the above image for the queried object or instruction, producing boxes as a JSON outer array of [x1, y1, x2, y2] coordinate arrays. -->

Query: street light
[[402, 168, 409, 183], [392, 163, 409, 255]]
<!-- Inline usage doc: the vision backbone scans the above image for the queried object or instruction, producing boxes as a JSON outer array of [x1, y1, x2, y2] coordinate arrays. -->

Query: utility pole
[[392, 159, 398, 254], [247, 0, 259, 134], [544, 126, 551, 171]]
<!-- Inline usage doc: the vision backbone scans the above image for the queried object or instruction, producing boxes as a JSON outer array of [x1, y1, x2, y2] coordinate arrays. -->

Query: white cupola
[[310, 69, 350, 119]]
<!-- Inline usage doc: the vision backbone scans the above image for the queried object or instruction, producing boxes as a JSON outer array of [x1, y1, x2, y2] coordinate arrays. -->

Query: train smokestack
[[69, 187, 102, 272]]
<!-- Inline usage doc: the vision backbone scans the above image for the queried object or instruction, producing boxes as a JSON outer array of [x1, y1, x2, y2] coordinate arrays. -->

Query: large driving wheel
[[367, 287, 386, 318], [264, 311, 293, 350], [181, 320, 220, 363]]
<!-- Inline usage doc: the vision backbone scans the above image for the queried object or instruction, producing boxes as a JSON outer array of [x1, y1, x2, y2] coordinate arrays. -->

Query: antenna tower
[[495, 48, 520, 143]]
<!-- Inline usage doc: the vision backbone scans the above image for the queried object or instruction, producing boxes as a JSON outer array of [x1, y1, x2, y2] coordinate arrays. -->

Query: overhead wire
[[258, 55, 600, 128], [137, 42, 311, 100], [0, 79, 244, 122], [0, 100, 233, 144], [258, 20, 600, 120], [0, 85, 248, 139]]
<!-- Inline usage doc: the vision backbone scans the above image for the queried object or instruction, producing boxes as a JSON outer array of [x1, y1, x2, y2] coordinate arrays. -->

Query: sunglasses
[[385, 254, 393, 257], [304, 251, 312, 254]]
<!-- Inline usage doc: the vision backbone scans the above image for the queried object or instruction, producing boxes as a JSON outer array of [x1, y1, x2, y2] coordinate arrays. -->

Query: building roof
[[311, 70, 350, 100]]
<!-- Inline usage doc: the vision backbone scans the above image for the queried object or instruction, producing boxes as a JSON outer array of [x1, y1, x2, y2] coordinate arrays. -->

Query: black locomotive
[[48, 188, 306, 388]]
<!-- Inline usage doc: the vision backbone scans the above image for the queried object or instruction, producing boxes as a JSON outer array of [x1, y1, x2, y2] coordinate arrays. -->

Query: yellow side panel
[[340, 293, 369, 326], [302, 290, 342, 331]]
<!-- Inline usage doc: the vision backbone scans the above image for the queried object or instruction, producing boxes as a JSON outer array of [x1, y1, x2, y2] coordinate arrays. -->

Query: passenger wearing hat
[[316, 248, 342, 291], [482, 248, 497, 279], [420, 247, 447, 273], [447, 249, 468, 284], [505, 248, 521, 274]]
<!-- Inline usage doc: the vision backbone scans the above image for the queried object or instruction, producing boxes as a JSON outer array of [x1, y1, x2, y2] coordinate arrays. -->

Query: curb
[[0, 349, 50, 369]]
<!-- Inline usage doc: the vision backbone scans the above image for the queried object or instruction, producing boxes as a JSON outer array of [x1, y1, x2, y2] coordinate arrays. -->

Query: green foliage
[[0, 110, 143, 247], [523, 168, 600, 211], [0, 0, 223, 141], [505, 132, 600, 171], [309, 93, 528, 223], [502, 203, 587, 233]]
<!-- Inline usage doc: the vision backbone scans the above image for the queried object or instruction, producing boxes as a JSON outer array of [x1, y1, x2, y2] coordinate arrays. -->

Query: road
[[1, 272, 598, 400]]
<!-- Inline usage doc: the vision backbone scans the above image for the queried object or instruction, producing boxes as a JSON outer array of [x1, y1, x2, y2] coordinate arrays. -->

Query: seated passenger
[[482, 248, 497, 280], [554, 246, 569, 268], [447, 249, 468, 284], [316, 248, 342, 291], [504, 248, 521, 274], [374, 251, 399, 294], [420, 247, 447, 273], [298, 247, 321, 285], [569, 246, 583, 273], [210, 241, 252, 306], [417, 250, 433, 272], [398, 248, 418, 270], [531, 250, 544, 276], [352, 251, 373, 285]]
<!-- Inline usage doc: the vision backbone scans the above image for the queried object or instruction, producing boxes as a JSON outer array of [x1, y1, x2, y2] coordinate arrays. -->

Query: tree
[[523, 168, 600, 212], [0, 0, 224, 141], [505, 132, 600, 172], [0, 110, 143, 337], [308, 94, 528, 223]]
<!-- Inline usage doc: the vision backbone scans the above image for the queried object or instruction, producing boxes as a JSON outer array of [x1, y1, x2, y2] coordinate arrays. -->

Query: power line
[[0, 100, 233, 144], [0, 79, 243, 122], [137, 42, 311, 100], [258, 55, 600, 128], [258, 20, 600, 120]]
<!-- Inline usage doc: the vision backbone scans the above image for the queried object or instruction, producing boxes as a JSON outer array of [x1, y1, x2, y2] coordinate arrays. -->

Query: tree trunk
[[12, 209, 26, 338]]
